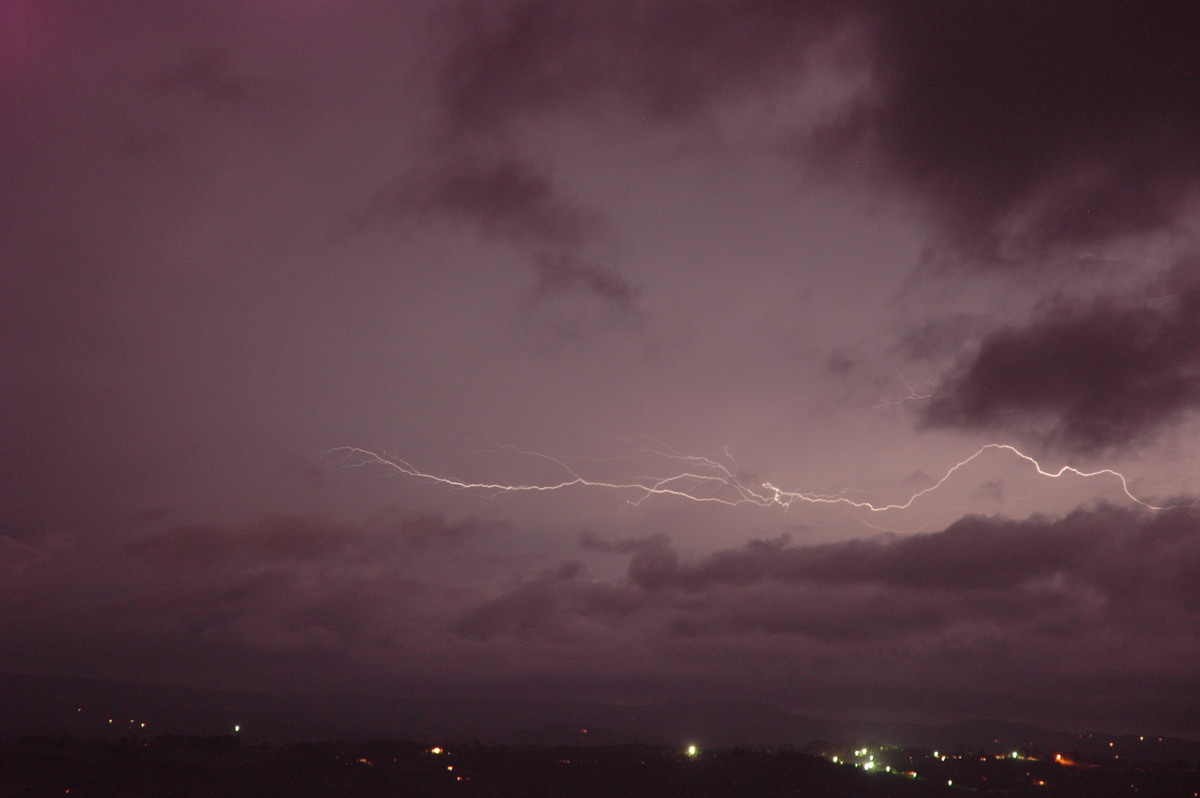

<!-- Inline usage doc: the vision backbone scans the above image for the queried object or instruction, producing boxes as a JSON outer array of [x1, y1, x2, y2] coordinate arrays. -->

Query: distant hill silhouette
[[4, 670, 1198, 763]]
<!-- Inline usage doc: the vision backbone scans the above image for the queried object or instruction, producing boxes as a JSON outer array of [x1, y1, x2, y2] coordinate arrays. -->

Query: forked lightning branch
[[328, 441, 1172, 514]]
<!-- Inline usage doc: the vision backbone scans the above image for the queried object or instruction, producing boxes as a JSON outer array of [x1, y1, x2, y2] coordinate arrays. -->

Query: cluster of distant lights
[[830, 746, 921, 779], [826, 741, 1191, 790], [76, 708, 150, 730], [827, 745, 1078, 788], [104, 717, 148, 730], [353, 746, 472, 782], [425, 747, 470, 782], [78, 707, 244, 736]]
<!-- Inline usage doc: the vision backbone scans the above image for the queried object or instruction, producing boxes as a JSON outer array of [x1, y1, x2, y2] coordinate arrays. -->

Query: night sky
[[4, 1, 1200, 737]]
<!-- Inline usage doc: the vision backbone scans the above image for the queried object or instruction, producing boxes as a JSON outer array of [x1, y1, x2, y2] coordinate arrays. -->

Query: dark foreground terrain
[[3, 735, 1199, 798]]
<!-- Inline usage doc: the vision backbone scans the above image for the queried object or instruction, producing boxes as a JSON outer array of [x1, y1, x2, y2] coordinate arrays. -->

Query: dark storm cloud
[[852, 1, 1200, 255], [624, 504, 1200, 648], [627, 505, 1200, 617], [922, 269, 1200, 453], [0, 510, 505, 681], [452, 559, 653, 642], [627, 541, 681, 592], [578, 530, 670, 554], [422, 0, 835, 320], [898, 313, 992, 361], [532, 252, 638, 313], [668, 583, 954, 642], [5, 503, 1199, 730], [438, 0, 1200, 256], [591, 506, 1199, 730], [437, 0, 837, 130], [373, 155, 601, 248], [452, 560, 583, 642], [364, 153, 638, 314], [698, 515, 1068, 591]]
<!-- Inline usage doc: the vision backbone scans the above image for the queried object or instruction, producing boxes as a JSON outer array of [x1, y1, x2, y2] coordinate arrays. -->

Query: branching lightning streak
[[873, 372, 934, 409], [327, 442, 1169, 513]]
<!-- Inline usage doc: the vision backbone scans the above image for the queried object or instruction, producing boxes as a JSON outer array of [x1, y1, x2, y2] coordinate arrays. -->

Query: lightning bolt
[[873, 372, 934, 409], [327, 441, 1173, 514]]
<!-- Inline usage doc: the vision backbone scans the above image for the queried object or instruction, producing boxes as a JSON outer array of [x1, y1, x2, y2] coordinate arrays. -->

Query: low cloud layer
[[5, 504, 1196, 732], [631, 506, 1200, 611], [0, 510, 504, 687]]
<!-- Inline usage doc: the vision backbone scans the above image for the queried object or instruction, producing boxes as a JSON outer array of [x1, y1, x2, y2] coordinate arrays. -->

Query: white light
[[686, 745, 698, 757], [233, 725, 240, 733], [331, 442, 1170, 516]]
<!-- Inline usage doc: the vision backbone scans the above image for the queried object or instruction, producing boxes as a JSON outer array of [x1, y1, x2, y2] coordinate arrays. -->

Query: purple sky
[[4, 1, 1200, 736]]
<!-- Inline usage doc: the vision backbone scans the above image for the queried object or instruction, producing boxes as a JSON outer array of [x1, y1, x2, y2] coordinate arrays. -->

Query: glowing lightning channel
[[327, 442, 1171, 513], [873, 372, 934, 409]]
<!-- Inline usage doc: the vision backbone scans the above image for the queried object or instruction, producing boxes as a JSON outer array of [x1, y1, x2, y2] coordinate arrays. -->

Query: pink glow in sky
[[4, 0, 1200, 737]]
